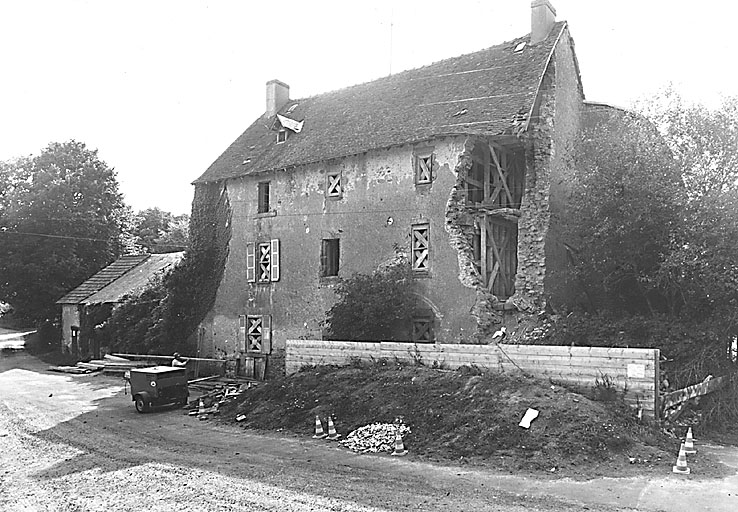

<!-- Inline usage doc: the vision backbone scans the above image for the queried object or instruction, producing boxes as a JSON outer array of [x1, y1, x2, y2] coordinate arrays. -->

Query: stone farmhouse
[[191, 1, 591, 377]]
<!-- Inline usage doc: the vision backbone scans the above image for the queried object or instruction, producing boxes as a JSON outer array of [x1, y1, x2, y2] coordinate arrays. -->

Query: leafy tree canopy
[[132, 207, 189, 253], [0, 141, 130, 323]]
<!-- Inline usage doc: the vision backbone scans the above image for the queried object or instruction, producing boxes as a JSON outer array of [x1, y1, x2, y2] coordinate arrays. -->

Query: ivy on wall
[[101, 182, 232, 355]]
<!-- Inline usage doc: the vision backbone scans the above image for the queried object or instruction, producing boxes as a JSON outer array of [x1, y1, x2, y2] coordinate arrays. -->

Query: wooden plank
[[661, 375, 728, 411], [480, 214, 487, 284], [498, 355, 657, 369], [497, 365, 654, 382], [287, 340, 380, 350], [499, 345, 658, 359]]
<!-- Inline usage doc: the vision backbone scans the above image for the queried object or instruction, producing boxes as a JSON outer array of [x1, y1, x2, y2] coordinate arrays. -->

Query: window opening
[[414, 153, 433, 185], [247, 239, 280, 283], [326, 172, 342, 198], [277, 129, 287, 143], [258, 182, 270, 213], [321, 239, 340, 277], [258, 243, 271, 282], [411, 224, 430, 273], [412, 316, 433, 342], [246, 316, 263, 352]]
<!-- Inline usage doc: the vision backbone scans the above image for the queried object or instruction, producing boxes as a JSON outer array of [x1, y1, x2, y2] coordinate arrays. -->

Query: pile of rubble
[[188, 376, 256, 419], [339, 422, 411, 454]]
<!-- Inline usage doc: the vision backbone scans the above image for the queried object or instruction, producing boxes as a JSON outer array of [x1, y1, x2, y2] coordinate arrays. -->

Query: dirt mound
[[220, 361, 721, 478]]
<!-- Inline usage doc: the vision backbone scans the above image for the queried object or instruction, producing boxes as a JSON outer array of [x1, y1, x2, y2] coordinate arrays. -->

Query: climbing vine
[[102, 182, 232, 354]]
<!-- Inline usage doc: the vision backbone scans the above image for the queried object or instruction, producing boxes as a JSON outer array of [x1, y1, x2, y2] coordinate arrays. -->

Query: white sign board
[[627, 363, 645, 379]]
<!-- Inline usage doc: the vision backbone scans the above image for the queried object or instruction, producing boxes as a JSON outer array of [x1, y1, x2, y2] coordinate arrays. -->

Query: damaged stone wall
[[443, 27, 585, 342], [444, 137, 503, 339]]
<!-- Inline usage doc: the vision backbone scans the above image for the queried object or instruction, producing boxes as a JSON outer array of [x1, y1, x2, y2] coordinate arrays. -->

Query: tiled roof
[[81, 252, 184, 305], [194, 22, 567, 184], [57, 255, 150, 304]]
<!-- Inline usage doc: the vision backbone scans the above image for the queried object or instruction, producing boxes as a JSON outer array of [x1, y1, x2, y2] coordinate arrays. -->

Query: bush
[[324, 262, 420, 341]]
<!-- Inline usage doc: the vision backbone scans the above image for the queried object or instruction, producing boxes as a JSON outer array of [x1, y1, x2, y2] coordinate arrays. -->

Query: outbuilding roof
[[56, 253, 184, 305], [194, 22, 568, 184]]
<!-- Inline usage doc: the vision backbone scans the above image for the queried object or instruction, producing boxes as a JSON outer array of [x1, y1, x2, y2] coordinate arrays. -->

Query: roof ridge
[[194, 21, 571, 185], [283, 32, 535, 107]]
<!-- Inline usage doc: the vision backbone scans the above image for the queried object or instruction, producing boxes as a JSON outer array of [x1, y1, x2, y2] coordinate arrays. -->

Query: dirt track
[[1, 347, 737, 511]]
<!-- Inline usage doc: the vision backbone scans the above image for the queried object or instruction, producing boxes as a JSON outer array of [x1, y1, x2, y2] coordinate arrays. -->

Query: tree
[[0, 141, 130, 323], [560, 92, 738, 407], [567, 105, 685, 315], [132, 207, 189, 253]]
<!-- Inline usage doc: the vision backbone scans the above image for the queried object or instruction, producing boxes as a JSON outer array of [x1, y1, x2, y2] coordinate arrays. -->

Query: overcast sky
[[1, 0, 736, 215]]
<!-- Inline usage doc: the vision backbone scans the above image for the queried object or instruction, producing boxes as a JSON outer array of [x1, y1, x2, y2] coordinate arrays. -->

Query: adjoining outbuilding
[[56, 252, 184, 358]]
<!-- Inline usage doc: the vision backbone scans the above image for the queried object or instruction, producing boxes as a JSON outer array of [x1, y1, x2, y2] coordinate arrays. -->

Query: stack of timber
[[187, 375, 257, 419], [49, 354, 149, 375]]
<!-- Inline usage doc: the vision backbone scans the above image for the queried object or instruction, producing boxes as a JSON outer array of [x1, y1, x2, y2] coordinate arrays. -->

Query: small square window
[[411, 223, 430, 273], [412, 316, 434, 342], [277, 129, 287, 143], [414, 153, 433, 185], [326, 172, 342, 198], [321, 239, 340, 277], [258, 182, 270, 213]]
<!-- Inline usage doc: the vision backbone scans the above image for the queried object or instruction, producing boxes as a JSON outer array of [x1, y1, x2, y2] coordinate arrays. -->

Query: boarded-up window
[[414, 149, 434, 185], [321, 239, 340, 277], [247, 239, 280, 283], [481, 217, 517, 300], [412, 316, 433, 343], [411, 223, 430, 273], [245, 315, 272, 354], [326, 172, 342, 198]]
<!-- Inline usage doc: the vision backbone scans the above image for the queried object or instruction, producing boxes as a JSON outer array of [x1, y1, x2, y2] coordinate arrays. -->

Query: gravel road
[[1, 346, 735, 511]]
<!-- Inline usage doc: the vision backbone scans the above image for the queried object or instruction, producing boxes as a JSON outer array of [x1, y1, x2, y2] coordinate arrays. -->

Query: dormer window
[[277, 129, 287, 144]]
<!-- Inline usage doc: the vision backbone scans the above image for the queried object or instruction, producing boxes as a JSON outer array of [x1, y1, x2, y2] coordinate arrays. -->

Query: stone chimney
[[530, 0, 556, 45], [266, 79, 290, 118]]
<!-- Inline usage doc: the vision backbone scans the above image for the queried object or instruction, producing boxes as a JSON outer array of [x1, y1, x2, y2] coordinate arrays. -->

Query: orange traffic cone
[[391, 429, 408, 457], [198, 398, 208, 420], [326, 416, 341, 440], [312, 415, 327, 439], [672, 442, 690, 474], [684, 427, 696, 454]]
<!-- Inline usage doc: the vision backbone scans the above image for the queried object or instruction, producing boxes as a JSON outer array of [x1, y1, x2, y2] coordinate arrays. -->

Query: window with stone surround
[[238, 314, 272, 354], [326, 171, 343, 198], [414, 147, 434, 186], [257, 182, 270, 213], [246, 239, 280, 283], [320, 238, 340, 277], [411, 223, 430, 273]]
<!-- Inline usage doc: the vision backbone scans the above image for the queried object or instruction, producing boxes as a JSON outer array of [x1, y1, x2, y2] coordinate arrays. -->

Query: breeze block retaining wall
[[285, 340, 660, 418]]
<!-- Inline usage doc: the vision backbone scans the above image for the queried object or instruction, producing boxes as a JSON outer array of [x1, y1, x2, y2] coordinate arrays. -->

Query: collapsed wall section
[[444, 137, 503, 339]]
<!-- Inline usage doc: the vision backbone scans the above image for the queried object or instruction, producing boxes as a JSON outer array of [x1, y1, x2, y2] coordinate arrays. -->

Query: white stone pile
[[339, 422, 411, 454]]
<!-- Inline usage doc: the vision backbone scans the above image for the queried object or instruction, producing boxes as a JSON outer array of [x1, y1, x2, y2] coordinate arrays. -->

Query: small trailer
[[127, 366, 189, 413]]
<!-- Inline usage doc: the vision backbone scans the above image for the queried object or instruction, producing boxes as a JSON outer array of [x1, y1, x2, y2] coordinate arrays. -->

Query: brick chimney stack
[[530, 0, 556, 45], [266, 79, 290, 118]]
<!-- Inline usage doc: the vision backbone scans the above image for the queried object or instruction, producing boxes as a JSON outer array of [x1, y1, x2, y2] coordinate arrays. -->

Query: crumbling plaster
[[198, 29, 584, 356], [444, 28, 584, 340], [201, 138, 486, 360]]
